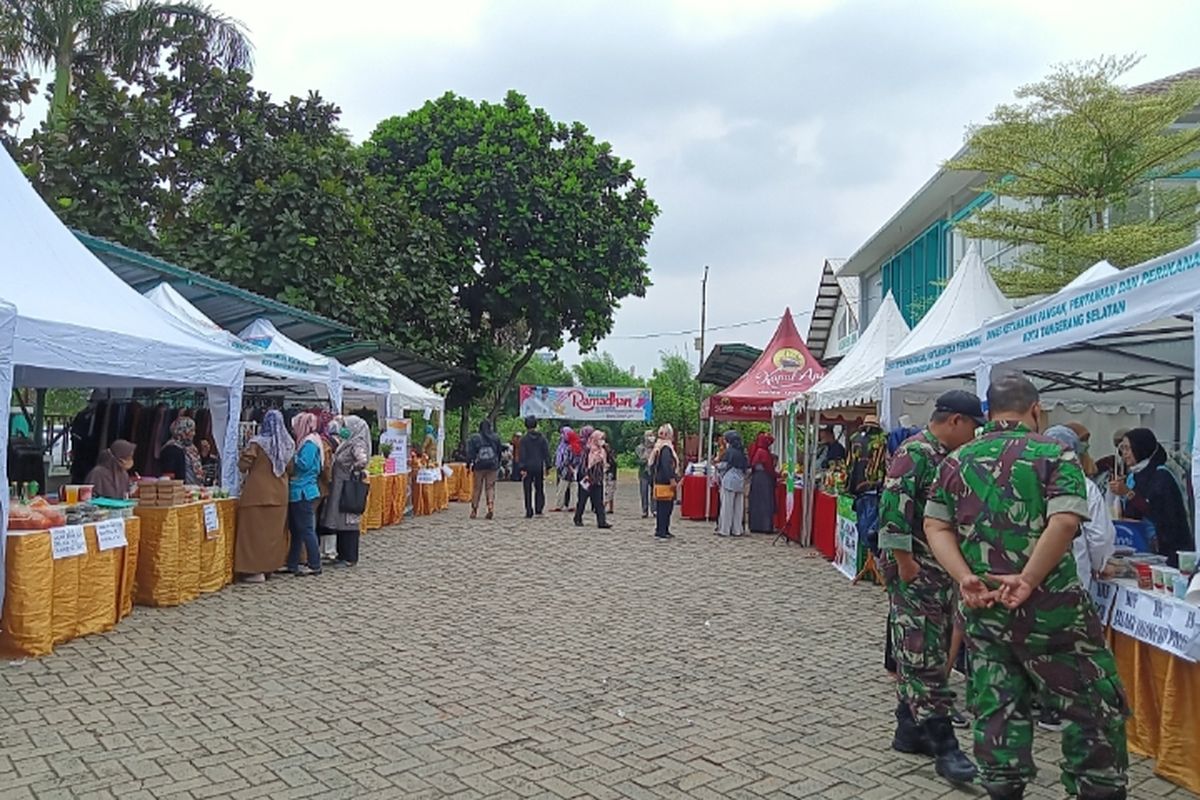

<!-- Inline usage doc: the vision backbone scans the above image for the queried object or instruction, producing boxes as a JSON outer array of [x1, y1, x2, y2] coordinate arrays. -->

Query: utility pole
[[699, 265, 710, 521]]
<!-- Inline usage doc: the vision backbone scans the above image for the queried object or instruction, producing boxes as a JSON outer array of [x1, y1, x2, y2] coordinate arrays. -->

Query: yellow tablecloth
[[435, 477, 450, 510], [412, 471, 436, 516], [1109, 630, 1200, 794], [360, 473, 407, 533], [134, 498, 237, 608], [447, 463, 473, 502], [1, 518, 141, 658]]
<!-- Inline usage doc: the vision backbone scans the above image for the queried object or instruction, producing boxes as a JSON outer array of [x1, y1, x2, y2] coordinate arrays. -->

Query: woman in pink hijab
[[573, 430, 612, 529]]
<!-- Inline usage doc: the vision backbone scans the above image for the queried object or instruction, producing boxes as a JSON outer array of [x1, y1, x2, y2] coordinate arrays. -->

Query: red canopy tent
[[701, 308, 825, 421]]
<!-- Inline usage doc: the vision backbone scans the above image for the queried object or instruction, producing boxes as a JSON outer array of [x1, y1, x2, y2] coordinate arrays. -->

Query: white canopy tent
[[0, 299, 18, 617], [797, 292, 911, 412], [237, 318, 388, 412], [351, 357, 447, 462], [880, 246, 1015, 424], [0, 147, 245, 489], [879, 242, 1199, 544], [145, 283, 337, 402]]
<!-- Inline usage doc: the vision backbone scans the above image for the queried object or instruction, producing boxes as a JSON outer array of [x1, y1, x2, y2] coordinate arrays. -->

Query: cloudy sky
[[207, 0, 1200, 377]]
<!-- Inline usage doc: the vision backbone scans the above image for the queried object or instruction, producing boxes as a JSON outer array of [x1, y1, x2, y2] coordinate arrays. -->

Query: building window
[[881, 219, 948, 326]]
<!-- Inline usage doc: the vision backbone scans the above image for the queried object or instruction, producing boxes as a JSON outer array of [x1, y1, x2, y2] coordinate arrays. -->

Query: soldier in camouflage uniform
[[879, 390, 984, 785], [924, 374, 1128, 800]]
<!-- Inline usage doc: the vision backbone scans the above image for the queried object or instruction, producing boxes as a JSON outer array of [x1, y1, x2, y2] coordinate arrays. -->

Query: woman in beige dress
[[234, 410, 294, 583]]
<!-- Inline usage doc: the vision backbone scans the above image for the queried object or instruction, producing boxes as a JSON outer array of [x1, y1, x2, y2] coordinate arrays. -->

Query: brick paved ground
[[1, 482, 1192, 799]]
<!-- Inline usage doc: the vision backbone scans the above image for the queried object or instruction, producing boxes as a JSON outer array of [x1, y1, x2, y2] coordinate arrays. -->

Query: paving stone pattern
[[0, 483, 1191, 799]]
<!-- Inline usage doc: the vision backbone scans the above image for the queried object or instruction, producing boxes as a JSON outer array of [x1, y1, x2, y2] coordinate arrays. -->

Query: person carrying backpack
[[518, 416, 552, 518], [467, 419, 502, 520]]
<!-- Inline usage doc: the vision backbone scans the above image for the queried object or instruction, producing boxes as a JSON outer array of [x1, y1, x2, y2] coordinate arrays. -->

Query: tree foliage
[[647, 353, 702, 440], [0, 0, 251, 127], [366, 91, 658, 418], [15, 36, 464, 361], [571, 352, 642, 388], [947, 54, 1200, 294]]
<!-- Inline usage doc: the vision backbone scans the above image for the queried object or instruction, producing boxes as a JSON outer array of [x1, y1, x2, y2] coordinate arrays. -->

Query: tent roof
[[325, 340, 467, 387], [697, 343, 762, 388], [702, 309, 826, 421], [1063, 260, 1119, 290], [238, 318, 387, 400], [803, 292, 911, 411], [81, 231, 353, 350], [350, 357, 444, 412], [0, 148, 242, 390], [891, 244, 1013, 361]]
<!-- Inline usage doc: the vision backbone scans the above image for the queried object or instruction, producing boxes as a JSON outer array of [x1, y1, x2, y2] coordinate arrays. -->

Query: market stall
[[774, 291, 911, 554], [446, 463, 473, 502], [698, 309, 825, 524], [1091, 579, 1200, 794], [351, 357, 446, 464], [1, 146, 248, 655], [133, 495, 237, 607], [0, 299, 20, 619]]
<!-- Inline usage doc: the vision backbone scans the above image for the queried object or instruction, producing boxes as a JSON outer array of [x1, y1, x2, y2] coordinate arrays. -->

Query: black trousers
[[336, 529, 359, 565], [574, 482, 607, 526], [523, 470, 545, 516], [655, 498, 673, 536]]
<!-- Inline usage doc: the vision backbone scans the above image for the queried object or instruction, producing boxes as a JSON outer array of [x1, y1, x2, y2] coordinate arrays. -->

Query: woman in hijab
[[552, 426, 578, 512], [86, 439, 136, 500], [160, 415, 203, 484], [574, 430, 612, 529], [716, 431, 750, 536], [285, 412, 325, 576], [1109, 428, 1192, 567], [635, 430, 656, 519], [748, 433, 777, 533], [322, 415, 371, 566], [650, 424, 678, 539], [235, 410, 294, 583], [314, 411, 338, 561], [1045, 426, 1116, 593]]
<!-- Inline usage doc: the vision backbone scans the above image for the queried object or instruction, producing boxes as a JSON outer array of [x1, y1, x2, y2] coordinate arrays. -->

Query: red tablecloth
[[680, 474, 719, 521], [812, 490, 838, 558]]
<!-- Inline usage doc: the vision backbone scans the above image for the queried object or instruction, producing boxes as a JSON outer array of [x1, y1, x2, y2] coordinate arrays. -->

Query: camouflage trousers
[[883, 553, 957, 721], [966, 588, 1129, 798]]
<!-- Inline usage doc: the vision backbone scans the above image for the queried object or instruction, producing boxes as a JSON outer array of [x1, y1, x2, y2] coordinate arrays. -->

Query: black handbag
[[339, 469, 369, 514]]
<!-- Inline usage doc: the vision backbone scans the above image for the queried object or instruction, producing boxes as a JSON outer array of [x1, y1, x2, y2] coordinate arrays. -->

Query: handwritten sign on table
[[416, 470, 439, 485], [1107, 583, 1200, 663], [202, 503, 220, 540], [94, 518, 127, 551], [50, 525, 88, 559]]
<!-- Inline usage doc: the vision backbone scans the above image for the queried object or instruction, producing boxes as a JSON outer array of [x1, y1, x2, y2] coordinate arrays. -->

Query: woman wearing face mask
[[1109, 428, 1192, 567]]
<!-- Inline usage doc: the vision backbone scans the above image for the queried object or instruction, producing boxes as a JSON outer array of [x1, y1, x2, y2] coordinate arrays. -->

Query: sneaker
[[950, 711, 969, 729], [294, 565, 316, 576], [240, 573, 266, 584], [598, 523, 613, 529], [1037, 710, 1063, 732]]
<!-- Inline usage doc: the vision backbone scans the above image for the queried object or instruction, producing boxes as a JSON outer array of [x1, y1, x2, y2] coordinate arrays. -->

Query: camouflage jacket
[[925, 420, 1090, 594], [878, 428, 946, 558], [847, 425, 887, 496]]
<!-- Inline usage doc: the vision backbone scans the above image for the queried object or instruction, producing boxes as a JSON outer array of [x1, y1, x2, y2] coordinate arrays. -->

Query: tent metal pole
[[704, 416, 714, 521], [33, 388, 46, 449], [802, 405, 815, 547], [1174, 378, 1183, 449]]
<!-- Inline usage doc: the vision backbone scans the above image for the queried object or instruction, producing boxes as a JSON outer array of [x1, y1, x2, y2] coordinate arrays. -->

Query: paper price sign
[[95, 518, 127, 551], [1091, 580, 1119, 624], [50, 525, 88, 560], [203, 503, 220, 539]]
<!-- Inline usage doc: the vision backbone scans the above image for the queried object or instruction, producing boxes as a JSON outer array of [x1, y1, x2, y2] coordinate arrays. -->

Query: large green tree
[[647, 353, 703, 441], [366, 91, 659, 440], [948, 54, 1200, 293], [14, 32, 462, 360], [0, 0, 250, 127], [571, 352, 642, 389]]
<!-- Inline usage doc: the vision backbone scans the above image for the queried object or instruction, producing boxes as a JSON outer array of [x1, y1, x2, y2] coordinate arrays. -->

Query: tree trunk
[[50, 32, 75, 131], [458, 400, 472, 449], [487, 343, 539, 421]]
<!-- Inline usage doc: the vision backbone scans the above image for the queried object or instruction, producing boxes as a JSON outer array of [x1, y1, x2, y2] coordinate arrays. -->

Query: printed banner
[[833, 513, 858, 580], [520, 386, 652, 422]]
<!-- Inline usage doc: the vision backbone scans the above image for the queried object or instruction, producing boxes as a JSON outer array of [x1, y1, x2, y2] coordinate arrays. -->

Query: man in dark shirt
[[518, 416, 552, 518]]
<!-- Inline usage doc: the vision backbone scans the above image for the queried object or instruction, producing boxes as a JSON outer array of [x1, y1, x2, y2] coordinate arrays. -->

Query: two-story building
[[837, 65, 1200, 333]]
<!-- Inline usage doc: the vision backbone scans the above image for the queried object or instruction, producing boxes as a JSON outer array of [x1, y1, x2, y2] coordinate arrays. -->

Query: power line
[[607, 310, 812, 341]]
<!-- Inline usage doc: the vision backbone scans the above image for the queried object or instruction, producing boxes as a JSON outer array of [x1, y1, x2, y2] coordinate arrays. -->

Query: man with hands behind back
[[924, 374, 1129, 800]]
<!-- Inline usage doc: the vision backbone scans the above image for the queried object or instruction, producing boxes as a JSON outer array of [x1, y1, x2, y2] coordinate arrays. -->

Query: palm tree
[[0, 0, 252, 126]]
